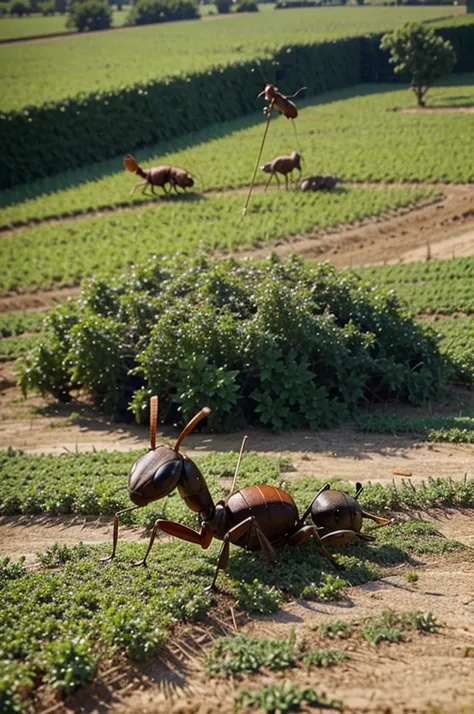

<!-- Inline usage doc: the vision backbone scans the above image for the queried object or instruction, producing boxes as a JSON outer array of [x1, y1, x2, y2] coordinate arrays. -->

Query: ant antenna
[[230, 435, 248, 493], [174, 407, 211, 453], [243, 99, 274, 216], [149, 396, 158, 450]]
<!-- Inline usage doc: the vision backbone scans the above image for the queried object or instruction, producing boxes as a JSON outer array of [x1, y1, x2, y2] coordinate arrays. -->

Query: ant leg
[[151, 185, 157, 196], [130, 181, 147, 196], [274, 174, 281, 190], [100, 505, 142, 562], [264, 174, 273, 193], [134, 519, 213, 567], [207, 517, 277, 592], [284, 174, 289, 191], [297, 483, 331, 526], [287, 524, 344, 571]]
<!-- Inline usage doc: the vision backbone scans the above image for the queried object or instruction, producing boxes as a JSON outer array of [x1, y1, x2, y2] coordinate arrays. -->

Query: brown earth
[[1, 183, 474, 714]]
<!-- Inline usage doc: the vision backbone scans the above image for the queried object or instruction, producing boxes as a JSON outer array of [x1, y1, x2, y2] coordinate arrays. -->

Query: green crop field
[[352, 258, 474, 315], [0, 7, 467, 112], [0, 10, 129, 42], [1, 76, 473, 228], [0, 185, 436, 292]]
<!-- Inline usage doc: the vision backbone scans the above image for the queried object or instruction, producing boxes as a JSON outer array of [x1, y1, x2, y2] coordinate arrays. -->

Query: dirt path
[[235, 184, 474, 269]]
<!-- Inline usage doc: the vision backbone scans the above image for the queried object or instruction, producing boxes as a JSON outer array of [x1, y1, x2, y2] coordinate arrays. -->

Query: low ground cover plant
[[17, 254, 452, 427], [206, 630, 345, 676], [235, 683, 343, 713], [317, 610, 442, 646]]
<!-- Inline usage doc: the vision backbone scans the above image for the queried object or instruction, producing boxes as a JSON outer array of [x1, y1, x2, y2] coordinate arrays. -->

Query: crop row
[[0, 334, 42, 362], [0, 309, 47, 337], [425, 316, 474, 383], [1, 77, 473, 228], [355, 414, 474, 443], [377, 280, 474, 316], [2, 449, 473, 519], [353, 257, 474, 316], [353, 255, 474, 284], [1, 7, 466, 113], [0, 185, 435, 292]]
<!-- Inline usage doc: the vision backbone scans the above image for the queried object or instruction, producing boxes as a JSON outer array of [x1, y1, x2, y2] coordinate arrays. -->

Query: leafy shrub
[[8, 0, 31, 14], [66, 0, 112, 31], [19, 255, 451, 429], [126, 0, 198, 24]]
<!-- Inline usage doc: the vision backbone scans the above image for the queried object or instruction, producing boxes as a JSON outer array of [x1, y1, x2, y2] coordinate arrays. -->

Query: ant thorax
[[203, 502, 228, 540]]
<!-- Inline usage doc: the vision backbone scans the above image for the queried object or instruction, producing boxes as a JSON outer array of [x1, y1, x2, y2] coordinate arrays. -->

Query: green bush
[[215, 0, 231, 12], [66, 0, 112, 31], [381, 23, 456, 106], [39, 0, 54, 13], [18, 255, 451, 429], [8, 0, 31, 14], [126, 0, 199, 24]]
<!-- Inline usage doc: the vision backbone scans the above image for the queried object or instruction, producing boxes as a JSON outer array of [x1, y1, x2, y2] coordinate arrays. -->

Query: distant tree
[[66, 0, 112, 30], [126, 0, 199, 23], [235, 0, 258, 9], [467, 0, 473, 12], [9, 0, 31, 15], [39, 0, 55, 11], [380, 23, 456, 107], [54, 0, 66, 11], [215, 0, 231, 12]]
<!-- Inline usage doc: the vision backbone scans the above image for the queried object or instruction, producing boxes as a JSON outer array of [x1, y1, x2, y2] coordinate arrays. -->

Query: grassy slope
[[0, 7, 468, 112], [1, 77, 472, 227]]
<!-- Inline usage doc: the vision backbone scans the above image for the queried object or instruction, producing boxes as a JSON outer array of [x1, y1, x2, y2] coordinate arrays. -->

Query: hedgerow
[[18, 255, 451, 428]]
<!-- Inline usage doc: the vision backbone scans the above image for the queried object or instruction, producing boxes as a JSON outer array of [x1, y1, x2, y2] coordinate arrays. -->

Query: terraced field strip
[[1, 78, 473, 228], [0, 185, 436, 293], [0, 7, 466, 112]]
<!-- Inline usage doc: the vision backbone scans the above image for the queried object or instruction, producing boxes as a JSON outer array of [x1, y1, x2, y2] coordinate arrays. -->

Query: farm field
[[1, 20, 474, 712], [0, 9, 129, 42], [1, 77, 473, 228], [0, 7, 468, 112]]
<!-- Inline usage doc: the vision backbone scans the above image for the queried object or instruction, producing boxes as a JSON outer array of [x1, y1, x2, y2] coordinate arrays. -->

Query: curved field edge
[[0, 7, 468, 113], [0, 185, 437, 293], [0, 77, 473, 228]]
